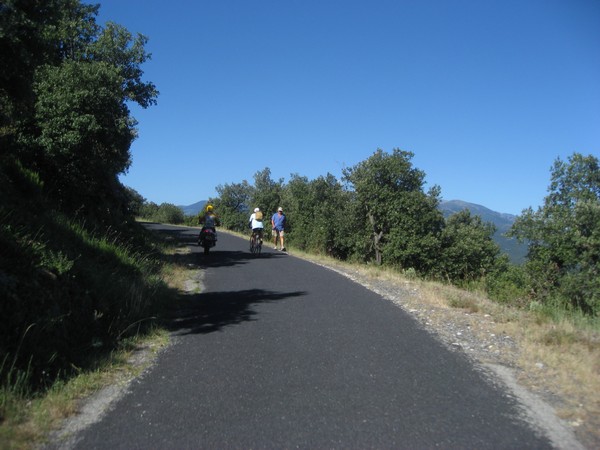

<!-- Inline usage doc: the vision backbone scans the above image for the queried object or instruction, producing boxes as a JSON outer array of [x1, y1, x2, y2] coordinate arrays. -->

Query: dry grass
[[161, 245, 195, 290], [505, 318, 600, 434]]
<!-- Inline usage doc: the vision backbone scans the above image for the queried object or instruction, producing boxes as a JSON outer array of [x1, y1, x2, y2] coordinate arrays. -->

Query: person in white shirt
[[249, 207, 264, 244]]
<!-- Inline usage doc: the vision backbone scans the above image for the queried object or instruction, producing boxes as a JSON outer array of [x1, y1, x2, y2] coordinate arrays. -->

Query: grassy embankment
[[0, 158, 192, 448]]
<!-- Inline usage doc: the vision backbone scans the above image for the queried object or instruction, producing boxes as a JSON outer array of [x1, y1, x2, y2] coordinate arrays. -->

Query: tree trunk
[[368, 212, 383, 265]]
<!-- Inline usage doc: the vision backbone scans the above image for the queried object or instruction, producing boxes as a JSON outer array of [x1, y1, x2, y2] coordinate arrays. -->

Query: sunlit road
[[73, 224, 551, 449]]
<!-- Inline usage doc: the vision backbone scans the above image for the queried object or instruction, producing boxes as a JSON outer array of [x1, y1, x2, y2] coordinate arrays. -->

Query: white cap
[[254, 207, 260, 212], [278, 206, 283, 211]]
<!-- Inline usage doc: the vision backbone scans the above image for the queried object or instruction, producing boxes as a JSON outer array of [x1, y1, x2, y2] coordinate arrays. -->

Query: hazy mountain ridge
[[440, 200, 516, 230], [178, 200, 206, 216]]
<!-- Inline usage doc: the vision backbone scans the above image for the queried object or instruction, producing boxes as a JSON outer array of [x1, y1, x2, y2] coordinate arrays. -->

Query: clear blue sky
[[96, 0, 599, 215]]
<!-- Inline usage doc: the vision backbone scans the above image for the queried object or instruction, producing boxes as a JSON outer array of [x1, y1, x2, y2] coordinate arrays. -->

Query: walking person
[[271, 206, 286, 251]]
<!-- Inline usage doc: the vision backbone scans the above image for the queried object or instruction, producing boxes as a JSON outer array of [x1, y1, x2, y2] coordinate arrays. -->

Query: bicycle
[[249, 229, 263, 254]]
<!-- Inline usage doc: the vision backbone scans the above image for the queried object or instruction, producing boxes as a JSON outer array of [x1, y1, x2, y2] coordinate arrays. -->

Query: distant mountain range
[[439, 200, 527, 264], [178, 200, 206, 216], [178, 199, 527, 264]]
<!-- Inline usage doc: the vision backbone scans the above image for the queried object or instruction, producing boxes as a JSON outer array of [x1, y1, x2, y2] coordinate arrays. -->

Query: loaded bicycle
[[249, 228, 263, 254]]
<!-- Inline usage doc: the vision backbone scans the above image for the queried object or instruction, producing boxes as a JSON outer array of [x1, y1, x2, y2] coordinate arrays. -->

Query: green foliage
[[280, 173, 311, 249], [153, 203, 184, 225], [136, 201, 184, 224], [33, 60, 134, 206], [139, 201, 159, 220], [485, 257, 529, 306], [123, 186, 146, 217], [212, 180, 252, 232], [1, 0, 101, 150], [282, 173, 357, 258], [0, 156, 169, 392], [251, 168, 284, 218], [90, 22, 158, 108], [2, 0, 157, 218], [0, 0, 165, 402], [439, 209, 501, 282], [342, 149, 444, 269], [211, 150, 505, 283], [509, 153, 600, 315]]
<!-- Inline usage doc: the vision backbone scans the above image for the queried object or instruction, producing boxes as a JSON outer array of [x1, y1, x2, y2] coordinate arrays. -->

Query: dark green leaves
[[510, 153, 600, 314], [343, 148, 444, 269]]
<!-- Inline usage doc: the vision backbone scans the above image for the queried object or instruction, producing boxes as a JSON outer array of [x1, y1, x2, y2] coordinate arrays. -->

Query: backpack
[[255, 211, 263, 221]]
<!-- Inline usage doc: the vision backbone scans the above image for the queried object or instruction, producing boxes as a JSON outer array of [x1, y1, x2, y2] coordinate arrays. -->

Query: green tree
[[2, 1, 157, 217], [90, 22, 158, 108], [439, 209, 500, 282], [124, 186, 146, 216], [281, 173, 352, 255], [0, 0, 99, 151], [251, 168, 284, 219], [309, 174, 357, 258], [155, 203, 184, 224], [212, 180, 252, 231], [342, 149, 444, 270], [139, 201, 159, 220], [509, 153, 600, 314], [33, 60, 134, 207], [281, 174, 312, 250]]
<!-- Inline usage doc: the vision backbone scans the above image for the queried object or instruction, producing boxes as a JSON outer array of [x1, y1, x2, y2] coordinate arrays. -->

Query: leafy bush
[[438, 210, 500, 283], [138, 202, 184, 224], [485, 260, 529, 306], [509, 153, 600, 315], [154, 203, 184, 224], [0, 157, 168, 393]]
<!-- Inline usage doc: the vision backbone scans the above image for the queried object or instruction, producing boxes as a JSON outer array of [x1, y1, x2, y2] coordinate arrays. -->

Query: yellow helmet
[[206, 205, 213, 212]]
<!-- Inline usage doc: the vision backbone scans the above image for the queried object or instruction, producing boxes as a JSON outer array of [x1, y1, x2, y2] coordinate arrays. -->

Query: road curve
[[72, 224, 553, 449]]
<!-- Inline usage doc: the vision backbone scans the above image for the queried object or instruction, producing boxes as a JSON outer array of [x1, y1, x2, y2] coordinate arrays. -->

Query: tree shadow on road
[[143, 224, 301, 333], [194, 249, 286, 268], [168, 289, 306, 335]]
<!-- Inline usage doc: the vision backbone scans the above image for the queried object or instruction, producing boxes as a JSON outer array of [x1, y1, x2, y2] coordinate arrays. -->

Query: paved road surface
[[73, 224, 553, 449]]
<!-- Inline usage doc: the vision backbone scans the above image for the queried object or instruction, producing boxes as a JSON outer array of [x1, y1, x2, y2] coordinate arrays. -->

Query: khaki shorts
[[272, 229, 284, 237]]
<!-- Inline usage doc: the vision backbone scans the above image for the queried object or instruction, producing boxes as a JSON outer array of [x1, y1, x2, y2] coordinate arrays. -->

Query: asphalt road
[[73, 224, 552, 449]]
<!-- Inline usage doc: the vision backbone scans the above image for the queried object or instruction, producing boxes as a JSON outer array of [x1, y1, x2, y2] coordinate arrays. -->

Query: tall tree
[[342, 149, 443, 269], [281, 173, 353, 256], [1, 0, 158, 217], [439, 209, 500, 282], [510, 153, 600, 314], [281, 173, 312, 249], [0, 0, 93, 154], [251, 168, 284, 219], [213, 180, 252, 231], [33, 60, 133, 207], [309, 173, 356, 258]]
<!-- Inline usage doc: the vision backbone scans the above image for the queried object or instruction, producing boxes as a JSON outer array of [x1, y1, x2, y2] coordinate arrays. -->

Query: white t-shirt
[[249, 213, 264, 229]]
